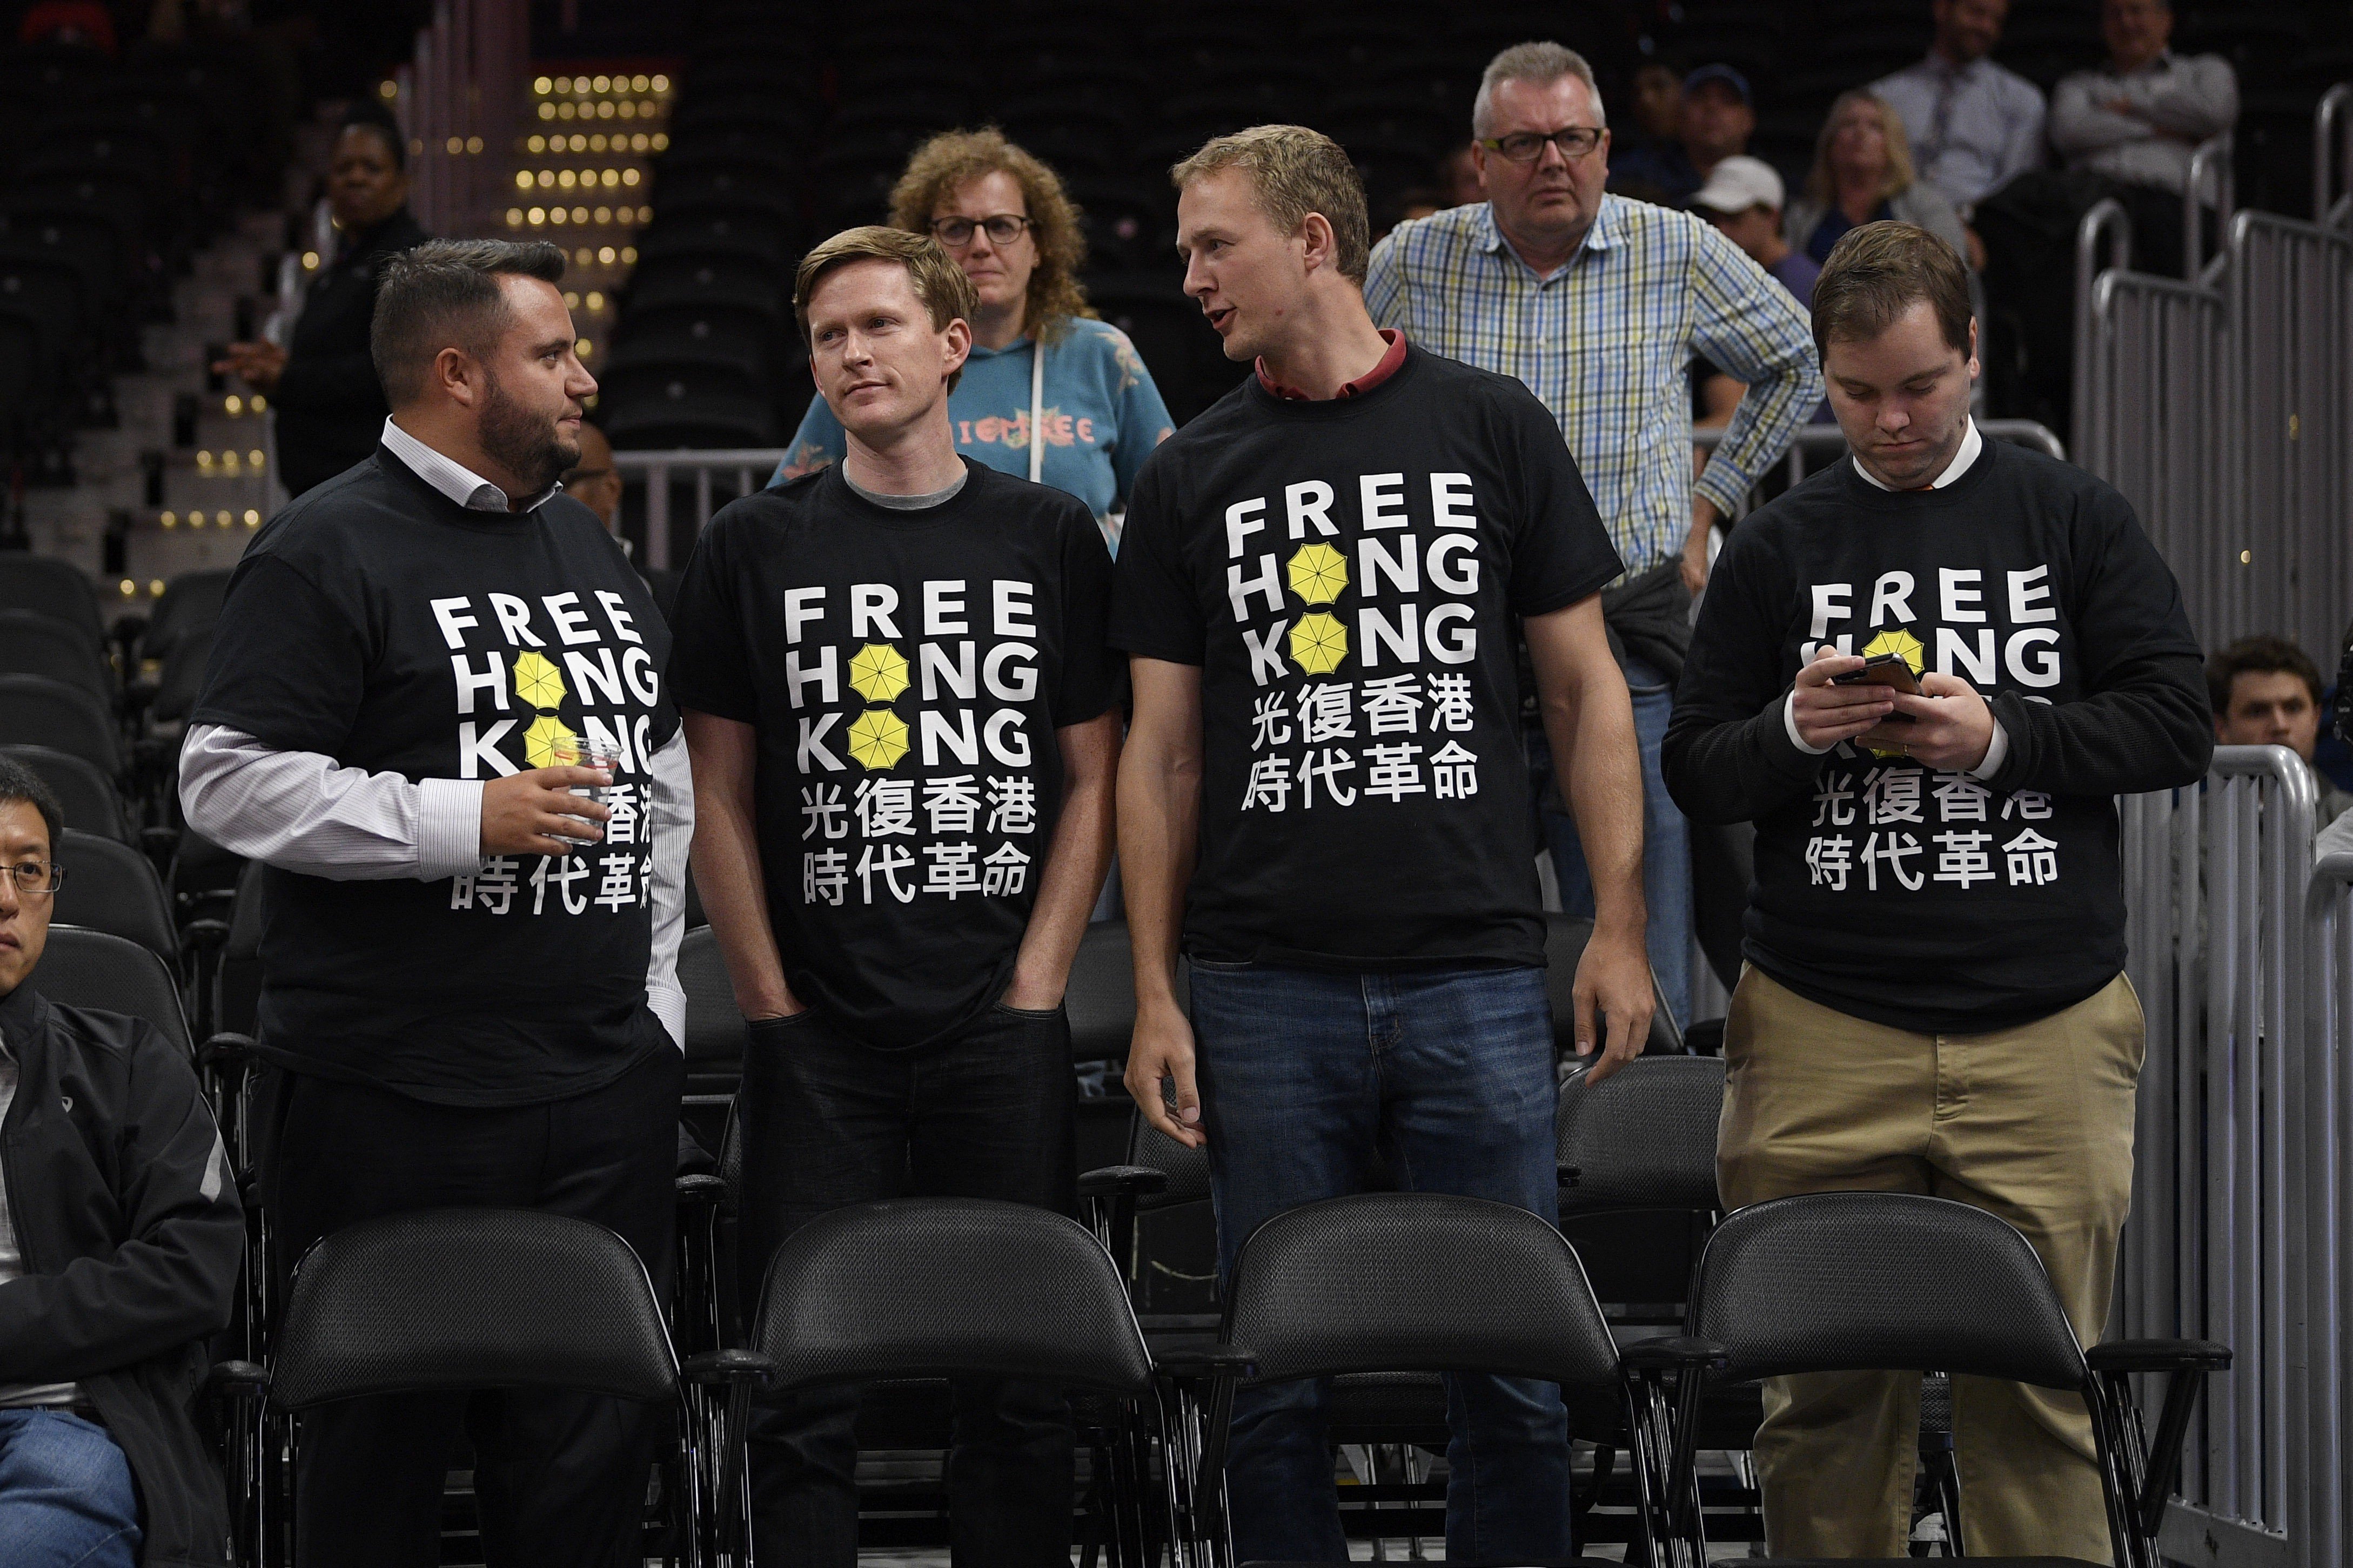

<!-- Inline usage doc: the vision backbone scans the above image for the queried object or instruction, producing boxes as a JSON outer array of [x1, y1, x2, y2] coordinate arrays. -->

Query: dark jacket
[[274, 207, 430, 497], [0, 982, 242, 1566]]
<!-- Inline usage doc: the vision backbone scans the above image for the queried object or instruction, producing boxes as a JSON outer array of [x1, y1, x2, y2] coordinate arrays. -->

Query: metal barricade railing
[[2119, 745, 2317, 1562], [2305, 850, 2353, 1567], [611, 449, 788, 569], [389, 0, 529, 238], [2186, 132, 2236, 283], [2316, 83, 2352, 232]]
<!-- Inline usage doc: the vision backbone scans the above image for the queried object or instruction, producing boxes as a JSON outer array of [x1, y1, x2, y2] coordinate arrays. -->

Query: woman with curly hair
[[774, 128, 1174, 537]]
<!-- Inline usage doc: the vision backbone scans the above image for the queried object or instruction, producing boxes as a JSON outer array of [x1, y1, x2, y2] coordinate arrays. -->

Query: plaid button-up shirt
[[1364, 195, 1822, 578]]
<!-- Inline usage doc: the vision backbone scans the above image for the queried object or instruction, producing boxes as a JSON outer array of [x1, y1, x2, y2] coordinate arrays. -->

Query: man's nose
[[1533, 136, 1570, 174]]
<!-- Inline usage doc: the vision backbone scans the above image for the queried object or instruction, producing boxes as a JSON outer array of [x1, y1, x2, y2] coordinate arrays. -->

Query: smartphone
[[1831, 652, 1921, 697]]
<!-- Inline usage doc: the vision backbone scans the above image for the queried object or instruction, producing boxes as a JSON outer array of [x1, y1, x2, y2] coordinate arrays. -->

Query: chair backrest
[[0, 555, 102, 649], [149, 624, 214, 724], [678, 924, 741, 1096], [1225, 1192, 1621, 1390], [0, 608, 110, 699], [753, 1196, 1154, 1397], [1544, 912, 1683, 1055], [1067, 918, 1166, 1063], [1556, 1055, 1725, 1218], [0, 743, 128, 841], [271, 1208, 678, 1410], [1123, 1108, 1211, 1210], [1691, 1193, 2088, 1390], [140, 568, 232, 662], [29, 924, 191, 1054], [0, 674, 118, 773], [52, 829, 176, 964]]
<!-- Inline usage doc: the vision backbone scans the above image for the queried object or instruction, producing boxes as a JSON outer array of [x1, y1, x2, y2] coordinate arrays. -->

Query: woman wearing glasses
[[773, 129, 1174, 543]]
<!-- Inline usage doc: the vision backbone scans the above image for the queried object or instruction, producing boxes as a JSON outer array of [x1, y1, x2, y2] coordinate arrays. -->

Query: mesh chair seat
[[30, 925, 191, 1054], [1556, 1054, 1725, 1217], [753, 1197, 1154, 1397], [53, 829, 177, 965], [1, 744, 128, 841], [1693, 1194, 2087, 1390], [1125, 1115, 1210, 1210], [1226, 1193, 1620, 1391], [0, 560, 102, 649], [0, 675, 118, 773], [270, 1208, 677, 1410], [1543, 913, 1684, 1056]]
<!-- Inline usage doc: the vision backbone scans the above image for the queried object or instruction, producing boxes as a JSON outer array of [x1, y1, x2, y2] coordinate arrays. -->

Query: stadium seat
[[1196, 1191, 1689, 1565], [606, 300, 780, 385], [214, 1208, 732, 1567], [602, 377, 777, 450], [0, 674, 120, 775], [1667, 1193, 2231, 1565], [1064, 917, 1193, 1064], [53, 827, 178, 967], [1543, 912, 1686, 1056], [624, 253, 785, 319], [679, 923, 745, 1103], [28, 924, 192, 1055], [0, 607, 114, 702], [1, 743, 130, 842], [137, 567, 234, 664], [0, 555, 104, 648]]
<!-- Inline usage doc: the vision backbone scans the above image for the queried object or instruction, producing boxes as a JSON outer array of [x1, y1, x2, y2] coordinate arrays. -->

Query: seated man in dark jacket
[[0, 757, 243, 1567]]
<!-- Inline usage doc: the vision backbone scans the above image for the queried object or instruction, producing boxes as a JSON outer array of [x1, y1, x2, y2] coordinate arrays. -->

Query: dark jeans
[[257, 1044, 684, 1568], [0, 1409, 140, 1568], [1187, 962, 1572, 1564], [738, 1002, 1080, 1568]]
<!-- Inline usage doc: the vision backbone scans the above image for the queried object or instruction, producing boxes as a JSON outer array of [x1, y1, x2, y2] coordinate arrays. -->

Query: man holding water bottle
[[180, 238, 689, 1567]]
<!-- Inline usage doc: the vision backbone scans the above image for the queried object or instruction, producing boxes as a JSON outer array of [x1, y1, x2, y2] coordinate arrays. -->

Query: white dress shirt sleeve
[[179, 723, 485, 881], [642, 725, 694, 1051]]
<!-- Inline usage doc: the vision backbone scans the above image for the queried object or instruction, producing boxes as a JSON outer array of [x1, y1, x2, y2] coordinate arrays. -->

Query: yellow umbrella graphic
[[1289, 613, 1349, 676], [847, 642, 910, 704], [845, 707, 910, 769], [1287, 542, 1348, 605], [512, 650, 567, 710], [523, 715, 578, 768], [1861, 628, 1926, 674]]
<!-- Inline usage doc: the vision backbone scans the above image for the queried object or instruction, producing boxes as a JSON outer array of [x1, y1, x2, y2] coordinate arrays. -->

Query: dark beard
[[478, 371, 578, 496]]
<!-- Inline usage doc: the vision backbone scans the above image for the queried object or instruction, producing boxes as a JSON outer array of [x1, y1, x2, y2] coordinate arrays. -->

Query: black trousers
[[738, 1003, 1079, 1568], [258, 1045, 685, 1568]]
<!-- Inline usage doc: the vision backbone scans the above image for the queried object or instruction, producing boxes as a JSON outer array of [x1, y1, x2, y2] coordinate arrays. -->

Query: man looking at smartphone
[[1662, 221, 2210, 1559]]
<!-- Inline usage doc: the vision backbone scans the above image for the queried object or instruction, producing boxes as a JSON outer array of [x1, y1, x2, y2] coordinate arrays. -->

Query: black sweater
[[1662, 438, 2211, 1032], [274, 207, 429, 497]]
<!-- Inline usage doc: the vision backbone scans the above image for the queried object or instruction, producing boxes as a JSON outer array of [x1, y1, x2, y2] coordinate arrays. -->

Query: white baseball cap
[[1691, 156, 1785, 216]]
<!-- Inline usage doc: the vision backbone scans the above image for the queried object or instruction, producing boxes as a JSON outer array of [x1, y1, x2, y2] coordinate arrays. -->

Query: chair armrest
[[1557, 1162, 1581, 1188], [207, 1359, 268, 1399], [182, 918, 232, 956], [1619, 1335, 1730, 1374], [674, 1173, 728, 1208], [1152, 1344, 1258, 1381], [198, 1032, 255, 1069], [2087, 1338, 2233, 1375], [679, 1349, 776, 1388], [1078, 1164, 1170, 1201]]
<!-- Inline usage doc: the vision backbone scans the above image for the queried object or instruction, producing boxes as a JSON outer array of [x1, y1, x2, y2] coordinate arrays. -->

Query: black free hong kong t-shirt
[[1110, 344, 1623, 968], [191, 448, 680, 1105], [667, 459, 1121, 1050]]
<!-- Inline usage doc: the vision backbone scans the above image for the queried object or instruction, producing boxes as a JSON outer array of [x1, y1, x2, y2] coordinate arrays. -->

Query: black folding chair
[[211, 1207, 736, 1568], [1542, 912, 1684, 1057], [1189, 1191, 1702, 1568], [28, 923, 191, 1055], [707, 1196, 1163, 1567], [52, 826, 177, 967], [1, 742, 130, 840], [0, 606, 112, 701], [1666, 1193, 2230, 1567], [0, 554, 103, 650], [0, 672, 120, 775]]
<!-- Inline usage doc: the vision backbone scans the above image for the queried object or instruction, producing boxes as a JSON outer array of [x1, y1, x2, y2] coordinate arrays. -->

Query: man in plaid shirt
[[1365, 41, 1820, 1022]]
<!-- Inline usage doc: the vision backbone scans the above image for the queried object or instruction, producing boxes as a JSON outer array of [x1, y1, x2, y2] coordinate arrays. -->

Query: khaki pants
[[1717, 967, 2143, 1561]]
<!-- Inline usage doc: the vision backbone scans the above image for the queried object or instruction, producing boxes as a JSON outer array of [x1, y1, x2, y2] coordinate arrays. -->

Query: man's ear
[[1299, 210, 1337, 275], [941, 317, 972, 381], [1965, 316, 1981, 380], [433, 346, 481, 407]]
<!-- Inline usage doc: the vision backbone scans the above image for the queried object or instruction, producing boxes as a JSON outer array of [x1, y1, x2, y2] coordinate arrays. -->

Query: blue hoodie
[[772, 316, 1175, 538]]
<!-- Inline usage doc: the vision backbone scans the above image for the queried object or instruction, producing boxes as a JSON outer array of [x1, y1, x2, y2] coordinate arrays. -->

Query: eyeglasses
[[928, 214, 1034, 247], [1479, 127, 1607, 164], [4, 860, 63, 898]]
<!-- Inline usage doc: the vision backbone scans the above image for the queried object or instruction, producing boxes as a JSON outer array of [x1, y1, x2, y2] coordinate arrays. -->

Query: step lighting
[[598, 246, 617, 264], [575, 247, 594, 264], [621, 246, 636, 264], [586, 291, 604, 311], [118, 579, 136, 596], [577, 339, 593, 358], [302, 251, 320, 270], [224, 394, 242, 414], [244, 510, 261, 527], [149, 580, 166, 597], [159, 511, 175, 528]]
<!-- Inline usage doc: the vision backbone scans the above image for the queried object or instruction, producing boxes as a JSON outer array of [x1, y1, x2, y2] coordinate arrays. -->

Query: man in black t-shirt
[[183, 239, 687, 1567], [1663, 224, 2210, 1559], [1111, 127, 1650, 1563], [668, 226, 1120, 1568]]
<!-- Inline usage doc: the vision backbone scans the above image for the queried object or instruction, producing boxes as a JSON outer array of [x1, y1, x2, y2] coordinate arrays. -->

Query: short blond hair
[[888, 127, 1089, 345], [1805, 90, 1919, 209], [793, 226, 981, 391], [1170, 124, 1371, 285]]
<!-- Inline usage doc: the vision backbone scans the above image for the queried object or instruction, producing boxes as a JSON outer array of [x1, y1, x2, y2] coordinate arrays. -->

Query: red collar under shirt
[[1256, 328, 1409, 400]]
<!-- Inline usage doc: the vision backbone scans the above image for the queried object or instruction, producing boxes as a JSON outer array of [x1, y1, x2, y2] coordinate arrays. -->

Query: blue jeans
[[1532, 652, 1691, 1026], [1188, 963, 1572, 1564], [0, 1408, 141, 1568]]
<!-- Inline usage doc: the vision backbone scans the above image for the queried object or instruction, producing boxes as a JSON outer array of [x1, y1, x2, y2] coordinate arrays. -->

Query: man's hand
[[1680, 497, 1721, 595], [1859, 672, 1995, 772], [1791, 647, 1900, 750], [211, 340, 287, 393], [480, 766, 612, 857], [1572, 923, 1654, 1084], [1124, 999, 1204, 1149]]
